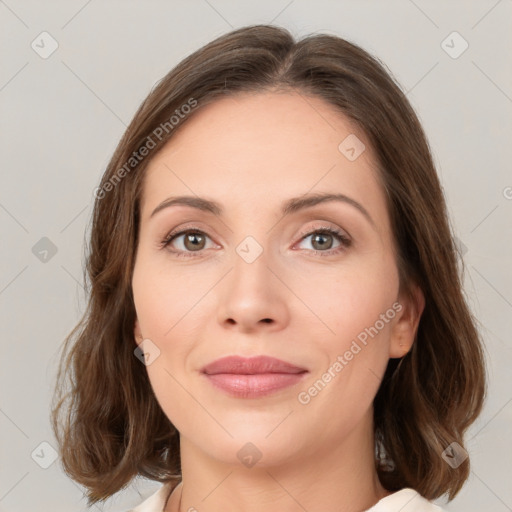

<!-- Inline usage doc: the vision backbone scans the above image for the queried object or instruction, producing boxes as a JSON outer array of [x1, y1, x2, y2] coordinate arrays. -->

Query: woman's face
[[132, 91, 422, 467]]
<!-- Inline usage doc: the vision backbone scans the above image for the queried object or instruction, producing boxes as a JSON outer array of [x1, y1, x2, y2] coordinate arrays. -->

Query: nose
[[216, 248, 290, 334]]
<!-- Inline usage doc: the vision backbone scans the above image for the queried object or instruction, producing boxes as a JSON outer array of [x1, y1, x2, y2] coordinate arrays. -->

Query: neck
[[166, 408, 390, 512]]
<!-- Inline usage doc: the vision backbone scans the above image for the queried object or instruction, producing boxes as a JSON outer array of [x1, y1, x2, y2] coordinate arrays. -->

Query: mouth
[[201, 355, 308, 398]]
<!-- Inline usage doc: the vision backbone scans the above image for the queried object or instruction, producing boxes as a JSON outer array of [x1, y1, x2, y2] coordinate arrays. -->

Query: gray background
[[1, 0, 511, 511]]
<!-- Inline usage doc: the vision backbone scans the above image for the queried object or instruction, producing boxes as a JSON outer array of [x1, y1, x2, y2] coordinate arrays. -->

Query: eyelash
[[159, 225, 352, 259]]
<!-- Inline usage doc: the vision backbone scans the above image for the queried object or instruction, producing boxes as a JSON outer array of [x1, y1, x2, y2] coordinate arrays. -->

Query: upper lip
[[201, 355, 307, 375]]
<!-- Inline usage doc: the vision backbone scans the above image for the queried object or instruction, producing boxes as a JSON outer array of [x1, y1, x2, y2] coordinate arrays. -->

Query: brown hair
[[51, 24, 487, 505]]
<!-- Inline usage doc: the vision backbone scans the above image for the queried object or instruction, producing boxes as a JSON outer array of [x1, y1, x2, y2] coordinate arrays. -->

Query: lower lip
[[204, 372, 307, 398]]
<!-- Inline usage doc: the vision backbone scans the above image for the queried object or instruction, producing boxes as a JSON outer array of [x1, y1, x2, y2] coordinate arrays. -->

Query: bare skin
[[132, 90, 425, 512]]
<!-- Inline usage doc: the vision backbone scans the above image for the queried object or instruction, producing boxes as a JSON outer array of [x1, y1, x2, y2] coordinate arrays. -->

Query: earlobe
[[389, 284, 425, 359]]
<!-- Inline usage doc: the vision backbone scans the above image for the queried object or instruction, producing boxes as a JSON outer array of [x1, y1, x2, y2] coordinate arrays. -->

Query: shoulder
[[127, 482, 175, 512], [364, 488, 446, 511]]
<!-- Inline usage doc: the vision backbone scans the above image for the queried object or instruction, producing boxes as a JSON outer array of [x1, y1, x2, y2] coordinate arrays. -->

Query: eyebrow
[[149, 192, 376, 229]]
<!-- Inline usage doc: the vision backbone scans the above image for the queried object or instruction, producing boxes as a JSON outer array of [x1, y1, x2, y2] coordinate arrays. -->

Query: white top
[[129, 482, 445, 511]]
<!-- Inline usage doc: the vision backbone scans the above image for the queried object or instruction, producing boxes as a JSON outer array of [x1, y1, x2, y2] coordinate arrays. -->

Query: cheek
[[132, 258, 205, 427], [295, 263, 398, 412], [296, 274, 396, 427], [144, 359, 204, 435], [132, 255, 194, 337], [300, 262, 398, 348]]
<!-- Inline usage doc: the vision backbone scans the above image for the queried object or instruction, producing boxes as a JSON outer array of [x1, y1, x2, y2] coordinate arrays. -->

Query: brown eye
[[182, 232, 206, 251], [161, 229, 215, 257], [296, 227, 351, 256], [310, 232, 334, 250]]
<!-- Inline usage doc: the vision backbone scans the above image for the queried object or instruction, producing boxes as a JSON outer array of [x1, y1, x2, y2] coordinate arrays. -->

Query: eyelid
[[295, 221, 350, 242], [292, 222, 352, 253], [160, 220, 352, 256], [160, 221, 220, 247]]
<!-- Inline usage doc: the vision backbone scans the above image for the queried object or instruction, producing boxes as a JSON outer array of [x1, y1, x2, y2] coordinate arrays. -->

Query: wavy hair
[[51, 24, 487, 505]]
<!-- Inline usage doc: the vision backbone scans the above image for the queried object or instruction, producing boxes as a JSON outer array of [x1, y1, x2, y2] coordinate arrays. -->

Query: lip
[[201, 355, 308, 398], [202, 355, 307, 375]]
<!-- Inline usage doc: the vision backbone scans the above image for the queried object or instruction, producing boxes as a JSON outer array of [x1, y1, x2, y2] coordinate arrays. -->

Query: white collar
[[130, 483, 445, 512]]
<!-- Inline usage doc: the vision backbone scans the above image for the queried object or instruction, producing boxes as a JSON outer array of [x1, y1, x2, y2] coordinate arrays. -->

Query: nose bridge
[[216, 232, 289, 330], [230, 235, 275, 301]]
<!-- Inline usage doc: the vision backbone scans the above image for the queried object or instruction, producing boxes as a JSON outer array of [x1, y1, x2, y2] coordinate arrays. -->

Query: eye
[[160, 229, 216, 258], [160, 224, 352, 258], [295, 225, 351, 256]]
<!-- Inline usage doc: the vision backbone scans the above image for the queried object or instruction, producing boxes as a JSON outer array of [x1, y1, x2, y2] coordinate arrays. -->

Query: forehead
[[140, 91, 389, 234], [152, 91, 371, 167]]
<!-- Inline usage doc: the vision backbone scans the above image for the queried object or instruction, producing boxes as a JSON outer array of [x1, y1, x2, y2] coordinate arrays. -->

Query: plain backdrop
[[0, 1, 511, 511]]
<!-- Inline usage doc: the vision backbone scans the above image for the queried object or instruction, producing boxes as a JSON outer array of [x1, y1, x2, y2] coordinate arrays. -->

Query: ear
[[389, 283, 425, 359], [134, 318, 143, 346]]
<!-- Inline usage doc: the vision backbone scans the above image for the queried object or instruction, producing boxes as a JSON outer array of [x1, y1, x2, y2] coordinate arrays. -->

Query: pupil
[[314, 233, 332, 250], [186, 233, 204, 250]]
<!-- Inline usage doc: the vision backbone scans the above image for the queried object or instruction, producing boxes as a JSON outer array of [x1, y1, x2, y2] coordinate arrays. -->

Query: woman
[[51, 24, 487, 512]]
